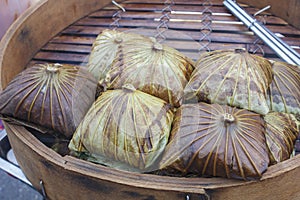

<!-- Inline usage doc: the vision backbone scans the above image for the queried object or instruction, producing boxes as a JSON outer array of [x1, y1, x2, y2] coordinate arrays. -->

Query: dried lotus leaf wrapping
[[267, 61, 300, 115], [264, 112, 298, 165], [294, 115, 300, 134], [69, 84, 174, 172], [0, 63, 97, 138], [184, 49, 273, 115], [88, 29, 149, 82], [107, 38, 194, 107], [160, 103, 269, 180]]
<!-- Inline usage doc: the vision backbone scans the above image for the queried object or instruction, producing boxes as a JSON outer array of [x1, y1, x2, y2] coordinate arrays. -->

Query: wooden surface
[[5, 121, 300, 200], [239, 0, 300, 29], [27, 0, 300, 67], [0, 0, 112, 90], [0, 0, 300, 199], [0, 0, 41, 39]]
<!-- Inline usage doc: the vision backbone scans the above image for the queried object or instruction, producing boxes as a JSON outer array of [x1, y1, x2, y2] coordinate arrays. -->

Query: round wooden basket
[[1, 0, 300, 199]]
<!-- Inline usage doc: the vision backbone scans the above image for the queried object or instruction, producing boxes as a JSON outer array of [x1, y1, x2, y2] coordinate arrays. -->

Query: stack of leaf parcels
[[87, 29, 148, 83], [267, 61, 300, 115], [160, 103, 269, 180], [0, 63, 97, 138], [88, 30, 194, 107], [264, 112, 298, 165], [159, 49, 299, 180], [184, 49, 273, 115], [71, 40, 299, 178], [69, 30, 194, 172], [1, 29, 299, 180], [69, 84, 174, 172], [106, 37, 194, 107]]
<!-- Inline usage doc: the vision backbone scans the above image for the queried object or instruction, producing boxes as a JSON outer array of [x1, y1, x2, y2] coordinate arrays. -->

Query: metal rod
[[223, 0, 300, 66], [0, 157, 32, 185], [0, 130, 32, 186], [254, 5, 271, 16], [40, 180, 47, 199], [111, 0, 126, 12]]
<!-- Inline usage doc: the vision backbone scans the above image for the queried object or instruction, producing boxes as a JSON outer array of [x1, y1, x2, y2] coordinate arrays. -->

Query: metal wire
[[247, 15, 267, 56], [247, 6, 271, 56], [109, 0, 126, 30], [40, 180, 47, 200], [155, 0, 174, 43], [248, 37, 265, 56], [199, 0, 213, 52]]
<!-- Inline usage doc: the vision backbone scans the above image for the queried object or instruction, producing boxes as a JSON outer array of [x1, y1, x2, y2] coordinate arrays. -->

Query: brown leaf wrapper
[[0, 63, 97, 138], [184, 49, 272, 115], [264, 112, 298, 165], [87, 29, 149, 83], [106, 37, 194, 107], [160, 103, 269, 180], [267, 61, 300, 115], [69, 84, 174, 172]]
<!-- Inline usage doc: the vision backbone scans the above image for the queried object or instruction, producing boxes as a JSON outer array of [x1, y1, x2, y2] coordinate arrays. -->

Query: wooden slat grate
[[31, 0, 300, 64], [28, 0, 300, 154]]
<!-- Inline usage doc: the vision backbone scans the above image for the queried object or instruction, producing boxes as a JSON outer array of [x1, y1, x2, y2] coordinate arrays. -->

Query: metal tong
[[223, 0, 300, 65]]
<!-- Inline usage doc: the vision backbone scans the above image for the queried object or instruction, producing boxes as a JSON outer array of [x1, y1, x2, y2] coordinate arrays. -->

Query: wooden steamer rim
[[1, 0, 300, 199]]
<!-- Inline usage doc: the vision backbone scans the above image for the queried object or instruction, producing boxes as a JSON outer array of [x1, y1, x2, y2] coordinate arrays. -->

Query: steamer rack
[[0, 0, 300, 199], [28, 0, 300, 65]]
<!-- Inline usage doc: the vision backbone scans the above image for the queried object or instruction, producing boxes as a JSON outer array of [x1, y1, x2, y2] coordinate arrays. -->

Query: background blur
[[0, 0, 43, 199], [0, 0, 41, 39]]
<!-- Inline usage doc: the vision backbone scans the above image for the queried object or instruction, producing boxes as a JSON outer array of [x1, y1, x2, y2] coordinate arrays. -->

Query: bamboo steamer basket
[[1, 0, 300, 199]]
